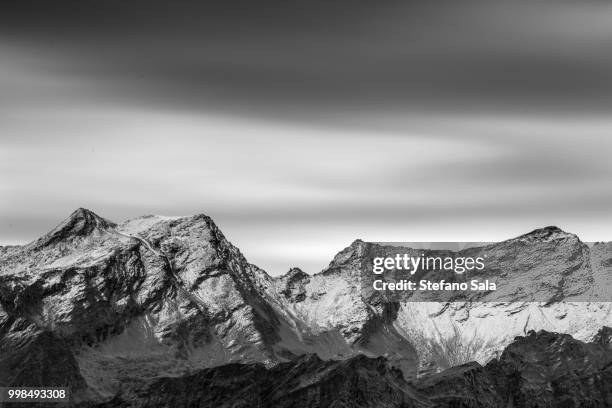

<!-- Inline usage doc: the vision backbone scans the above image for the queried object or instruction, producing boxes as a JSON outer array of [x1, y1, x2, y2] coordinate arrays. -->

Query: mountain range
[[1, 208, 611, 407]]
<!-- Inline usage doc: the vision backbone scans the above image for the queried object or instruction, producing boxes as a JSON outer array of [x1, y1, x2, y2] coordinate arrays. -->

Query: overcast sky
[[2, 0, 612, 275]]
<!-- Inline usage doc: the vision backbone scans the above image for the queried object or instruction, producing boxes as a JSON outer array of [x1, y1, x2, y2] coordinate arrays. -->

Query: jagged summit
[[279, 267, 308, 280], [71, 207, 115, 226], [33, 207, 117, 248], [523, 225, 565, 235], [514, 225, 578, 243]]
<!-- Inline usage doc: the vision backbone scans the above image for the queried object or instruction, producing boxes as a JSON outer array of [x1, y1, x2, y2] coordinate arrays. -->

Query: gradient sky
[[2, 0, 612, 274]]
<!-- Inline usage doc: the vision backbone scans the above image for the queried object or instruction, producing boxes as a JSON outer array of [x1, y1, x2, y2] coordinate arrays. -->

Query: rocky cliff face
[[267, 226, 612, 373], [394, 227, 612, 369], [1, 209, 293, 401], [415, 328, 612, 408], [1, 209, 611, 406]]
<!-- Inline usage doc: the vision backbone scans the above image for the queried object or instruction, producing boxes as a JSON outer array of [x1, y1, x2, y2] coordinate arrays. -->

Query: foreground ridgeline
[[98, 328, 612, 408], [1, 209, 611, 406]]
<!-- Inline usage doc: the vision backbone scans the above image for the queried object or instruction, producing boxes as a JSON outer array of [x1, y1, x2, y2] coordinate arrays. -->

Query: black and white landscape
[[1, 209, 611, 407], [2, 1, 612, 407]]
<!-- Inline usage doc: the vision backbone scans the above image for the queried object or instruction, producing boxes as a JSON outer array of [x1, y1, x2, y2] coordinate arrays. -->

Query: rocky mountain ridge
[[1, 209, 611, 406], [94, 328, 612, 407]]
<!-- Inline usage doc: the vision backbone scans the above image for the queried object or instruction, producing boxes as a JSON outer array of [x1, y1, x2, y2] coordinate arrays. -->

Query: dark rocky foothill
[[88, 330, 612, 407]]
